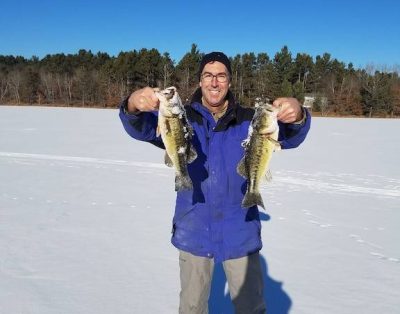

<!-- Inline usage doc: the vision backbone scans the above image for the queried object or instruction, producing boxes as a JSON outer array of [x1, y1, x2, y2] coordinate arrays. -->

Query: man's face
[[199, 61, 230, 109]]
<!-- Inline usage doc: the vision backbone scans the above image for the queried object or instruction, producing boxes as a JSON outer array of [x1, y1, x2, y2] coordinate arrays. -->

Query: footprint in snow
[[369, 252, 399, 264], [308, 220, 333, 228]]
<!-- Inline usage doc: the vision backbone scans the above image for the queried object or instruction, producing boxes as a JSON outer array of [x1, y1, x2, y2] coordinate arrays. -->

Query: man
[[119, 52, 310, 313]]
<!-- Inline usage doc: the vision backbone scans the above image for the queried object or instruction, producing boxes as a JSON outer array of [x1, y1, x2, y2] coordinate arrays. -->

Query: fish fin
[[264, 169, 273, 182], [241, 138, 250, 148], [241, 191, 265, 210], [175, 174, 193, 191], [164, 152, 174, 167], [237, 157, 247, 178], [274, 142, 281, 151], [269, 138, 281, 151], [187, 144, 197, 164]]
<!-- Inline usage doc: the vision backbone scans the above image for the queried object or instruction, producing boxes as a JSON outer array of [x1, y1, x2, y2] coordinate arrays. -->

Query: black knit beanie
[[198, 52, 232, 79]]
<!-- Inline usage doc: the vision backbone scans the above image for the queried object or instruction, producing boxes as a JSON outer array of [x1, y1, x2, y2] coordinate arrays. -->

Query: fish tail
[[175, 174, 193, 191], [242, 191, 265, 209]]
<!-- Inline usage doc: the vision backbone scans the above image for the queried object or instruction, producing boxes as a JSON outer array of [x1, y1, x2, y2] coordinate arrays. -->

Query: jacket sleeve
[[118, 97, 165, 149], [278, 108, 311, 149]]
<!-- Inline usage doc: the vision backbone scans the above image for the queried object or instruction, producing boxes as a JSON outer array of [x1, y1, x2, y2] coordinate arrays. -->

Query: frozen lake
[[0, 106, 399, 313]]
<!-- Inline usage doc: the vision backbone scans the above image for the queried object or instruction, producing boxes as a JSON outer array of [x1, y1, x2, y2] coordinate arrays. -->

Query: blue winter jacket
[[119, 89, 311, 262]]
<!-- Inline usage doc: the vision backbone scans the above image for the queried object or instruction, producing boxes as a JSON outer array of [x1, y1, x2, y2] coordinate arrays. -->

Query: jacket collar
[[189, 88, 238, 131]]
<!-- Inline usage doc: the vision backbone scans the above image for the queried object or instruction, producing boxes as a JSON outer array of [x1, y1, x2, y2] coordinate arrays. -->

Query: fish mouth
[[160, 87, 176, 100]]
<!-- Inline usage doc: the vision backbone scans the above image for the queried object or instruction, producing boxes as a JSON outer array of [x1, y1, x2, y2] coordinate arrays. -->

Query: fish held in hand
[[156, 87, 197, 191], [237, 100, 280, 209]]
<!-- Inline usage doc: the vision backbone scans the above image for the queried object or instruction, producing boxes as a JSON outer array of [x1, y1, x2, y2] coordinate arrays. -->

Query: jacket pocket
[[172, 203, 196, 225]]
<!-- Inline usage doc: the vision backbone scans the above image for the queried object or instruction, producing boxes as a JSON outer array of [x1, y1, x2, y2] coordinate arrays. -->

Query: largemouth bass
[[237, 100, 280, 209], [156, 87, 197, 191]]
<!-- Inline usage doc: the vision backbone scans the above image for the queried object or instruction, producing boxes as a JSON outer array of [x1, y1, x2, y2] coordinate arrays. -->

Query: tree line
[[1, 44, 399, 117]]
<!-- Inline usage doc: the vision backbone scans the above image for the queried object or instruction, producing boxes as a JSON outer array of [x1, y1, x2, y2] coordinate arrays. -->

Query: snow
[[0, 105, 399, 314]]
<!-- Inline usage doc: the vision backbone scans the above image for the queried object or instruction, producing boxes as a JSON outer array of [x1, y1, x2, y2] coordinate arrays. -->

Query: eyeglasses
[[201, 72, 229, 83]]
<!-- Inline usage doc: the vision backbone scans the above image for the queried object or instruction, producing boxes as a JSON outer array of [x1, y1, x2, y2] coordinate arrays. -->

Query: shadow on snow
[[208, 212, 292, 314]]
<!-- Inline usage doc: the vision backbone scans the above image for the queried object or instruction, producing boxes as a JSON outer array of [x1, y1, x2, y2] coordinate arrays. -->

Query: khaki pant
[[179, 250, 266, 314]]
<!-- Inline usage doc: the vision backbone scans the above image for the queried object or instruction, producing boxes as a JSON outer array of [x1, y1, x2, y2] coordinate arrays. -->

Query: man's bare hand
[[127, 87, 160, 113], [273, 97, 303, 123]]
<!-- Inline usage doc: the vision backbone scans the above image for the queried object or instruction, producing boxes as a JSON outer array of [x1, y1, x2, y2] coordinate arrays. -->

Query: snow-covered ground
[[0, 105, 399, 314]]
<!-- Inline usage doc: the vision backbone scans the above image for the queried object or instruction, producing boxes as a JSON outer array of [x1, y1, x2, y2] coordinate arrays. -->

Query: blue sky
[[1, 0, 399, 68]]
